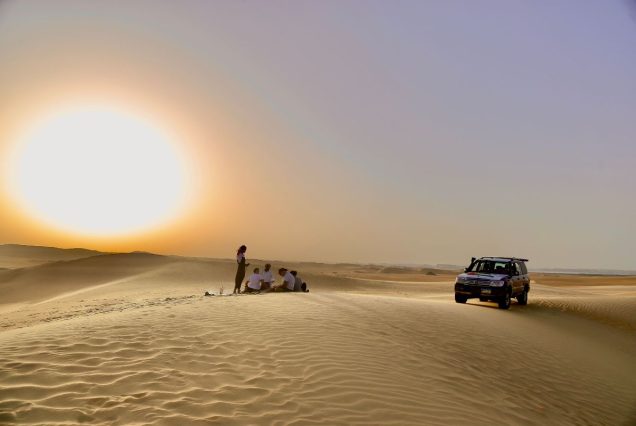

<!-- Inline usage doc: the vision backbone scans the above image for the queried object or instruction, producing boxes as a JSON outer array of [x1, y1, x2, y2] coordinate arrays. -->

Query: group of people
[[234, 245, 309, 294]]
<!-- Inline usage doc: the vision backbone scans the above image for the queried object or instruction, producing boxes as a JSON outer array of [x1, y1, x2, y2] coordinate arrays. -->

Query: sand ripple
[[1, 292, 635, 425]]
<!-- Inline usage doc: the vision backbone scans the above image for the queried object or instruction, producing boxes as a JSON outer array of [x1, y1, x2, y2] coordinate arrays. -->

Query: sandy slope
[[0, 254, 635, 425]]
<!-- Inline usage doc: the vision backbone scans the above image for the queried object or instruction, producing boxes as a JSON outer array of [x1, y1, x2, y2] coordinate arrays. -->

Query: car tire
[[455, 293, 467, 304], [517, 288, 528, 305], [498, 289, 511, 309]]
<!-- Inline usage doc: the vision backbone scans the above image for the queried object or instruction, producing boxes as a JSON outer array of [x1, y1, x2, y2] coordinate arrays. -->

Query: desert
[[2, 2, 635, 425], [1, 245, 634, 425]]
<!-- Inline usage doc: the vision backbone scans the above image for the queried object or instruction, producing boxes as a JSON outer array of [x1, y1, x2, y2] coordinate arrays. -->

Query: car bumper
[[455, 283, 507, 299]]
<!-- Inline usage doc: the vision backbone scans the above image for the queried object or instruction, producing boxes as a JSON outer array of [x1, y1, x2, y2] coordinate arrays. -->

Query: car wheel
[[517, 288, 528, 305], [455, 293, 467, 304], [498, 289, 511, 309]]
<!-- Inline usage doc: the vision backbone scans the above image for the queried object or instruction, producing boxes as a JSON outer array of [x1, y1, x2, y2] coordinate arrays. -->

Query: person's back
[[283, 271, 295, 291], [290, 270, 307, 293], [290, 271, 303, 292], [245, 267, 262, 293]]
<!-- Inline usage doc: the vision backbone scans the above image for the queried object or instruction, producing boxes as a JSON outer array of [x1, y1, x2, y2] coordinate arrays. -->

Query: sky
[[0, 0, 635, 269]]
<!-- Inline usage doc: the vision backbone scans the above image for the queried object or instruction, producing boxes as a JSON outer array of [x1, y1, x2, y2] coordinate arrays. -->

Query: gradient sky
[[1, 0, 635, 269]]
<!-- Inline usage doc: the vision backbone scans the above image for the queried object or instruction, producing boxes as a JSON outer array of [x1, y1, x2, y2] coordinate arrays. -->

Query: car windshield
[[468, 260, 510, 275]]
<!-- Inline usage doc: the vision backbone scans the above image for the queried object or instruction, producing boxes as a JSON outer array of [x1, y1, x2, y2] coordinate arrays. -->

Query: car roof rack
[[480, 257, 529, 262]]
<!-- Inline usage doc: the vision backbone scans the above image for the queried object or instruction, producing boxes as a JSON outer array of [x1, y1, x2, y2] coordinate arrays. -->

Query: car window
[[519, 262, 528, 275], [510, 263, 519, 276], [471, 261, 509, 274]]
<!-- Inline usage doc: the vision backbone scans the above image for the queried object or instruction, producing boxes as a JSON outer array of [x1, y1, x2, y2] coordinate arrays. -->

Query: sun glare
[[8, 105, 187, 236]]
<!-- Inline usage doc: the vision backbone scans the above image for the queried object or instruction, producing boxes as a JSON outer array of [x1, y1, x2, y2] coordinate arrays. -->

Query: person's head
[[237, 245, 247, 255], [253, 267, 260, 274], [264, 263, 271, 271], [278, 268, 287, 276], [290, 270, 297, 277]]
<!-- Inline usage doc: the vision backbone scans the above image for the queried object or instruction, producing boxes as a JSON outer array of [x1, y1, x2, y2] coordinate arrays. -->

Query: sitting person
[[244, 267, 263, 293], [272, 268, 295, 292], [260, 263, 274, 290], [290, 270, 303, 292]]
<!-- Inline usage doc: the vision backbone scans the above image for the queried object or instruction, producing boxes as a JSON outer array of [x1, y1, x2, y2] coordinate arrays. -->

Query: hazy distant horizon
[[1, 1, 635, 270], [3, 242, 636, 276]]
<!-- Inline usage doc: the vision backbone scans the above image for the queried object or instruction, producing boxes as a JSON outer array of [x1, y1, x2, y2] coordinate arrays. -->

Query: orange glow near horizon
[[1, 1, 635, 269], [5, 104, 192, 238]]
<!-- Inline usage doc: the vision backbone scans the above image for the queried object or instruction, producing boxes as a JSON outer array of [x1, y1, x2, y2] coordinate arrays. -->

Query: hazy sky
[[1, 0, 635, 269]]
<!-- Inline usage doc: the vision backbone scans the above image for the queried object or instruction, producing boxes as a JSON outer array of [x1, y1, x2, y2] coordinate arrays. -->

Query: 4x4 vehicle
[[454, 257, 530, 309]]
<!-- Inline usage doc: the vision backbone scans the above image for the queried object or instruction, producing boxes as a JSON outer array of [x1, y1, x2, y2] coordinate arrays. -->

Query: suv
[[454, 257, 530, 309]]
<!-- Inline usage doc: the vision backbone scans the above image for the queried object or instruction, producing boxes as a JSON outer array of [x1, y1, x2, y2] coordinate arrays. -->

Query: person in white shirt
[[260, 264, 274, 290], [244, 267, 263, 293], [273, 268, 295, 292]]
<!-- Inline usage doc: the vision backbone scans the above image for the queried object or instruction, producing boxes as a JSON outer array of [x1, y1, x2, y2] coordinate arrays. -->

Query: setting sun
[[8, 105, 187, 236]]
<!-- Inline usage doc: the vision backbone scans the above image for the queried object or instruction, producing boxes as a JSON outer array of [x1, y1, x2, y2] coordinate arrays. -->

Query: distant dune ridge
[[0, 244, 103, 269], [0, 245, 634, 425]]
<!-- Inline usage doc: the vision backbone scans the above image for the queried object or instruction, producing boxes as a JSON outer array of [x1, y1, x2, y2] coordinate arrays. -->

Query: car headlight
[[489, 280, 505, 287], [455, 277, 467, 284]]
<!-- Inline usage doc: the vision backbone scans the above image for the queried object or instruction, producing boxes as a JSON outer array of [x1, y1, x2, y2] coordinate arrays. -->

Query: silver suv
[[454, 257, 530, 309]]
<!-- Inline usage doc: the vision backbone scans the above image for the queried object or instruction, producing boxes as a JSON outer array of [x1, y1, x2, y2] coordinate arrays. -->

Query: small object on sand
[[204, 291, 214, 296]]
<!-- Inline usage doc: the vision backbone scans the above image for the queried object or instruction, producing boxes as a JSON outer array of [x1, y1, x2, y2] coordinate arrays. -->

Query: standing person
[[261, 263, 274, 290], [234, 245, 249, 294], [273, 268, 295, 292]]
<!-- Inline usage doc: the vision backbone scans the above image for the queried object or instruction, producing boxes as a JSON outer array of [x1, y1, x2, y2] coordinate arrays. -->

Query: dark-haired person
[[244, 267, 263, 293], [261, 263, 274, 290], [273, 268, 295, 292], [290, 270, 303, 292], [234, 245, 249, 295]]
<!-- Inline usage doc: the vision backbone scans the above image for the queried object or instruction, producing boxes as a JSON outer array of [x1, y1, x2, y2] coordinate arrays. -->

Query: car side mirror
[[464, 268, 469, 272]]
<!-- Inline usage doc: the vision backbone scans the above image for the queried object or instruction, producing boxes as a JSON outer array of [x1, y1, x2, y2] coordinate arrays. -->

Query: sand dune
[[0, 244, 103, 269], [0, 251, 635, 425], [0, 253, 178, 305]]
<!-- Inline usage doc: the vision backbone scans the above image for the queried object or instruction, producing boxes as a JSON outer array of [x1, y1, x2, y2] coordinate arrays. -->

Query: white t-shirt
[[247, 273, 262, 290], [237, 253, 245, 263], [261, 270, 273, 283], [283, 271, 295, 290]]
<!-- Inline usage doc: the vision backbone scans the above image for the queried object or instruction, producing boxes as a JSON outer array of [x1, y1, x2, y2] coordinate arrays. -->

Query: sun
[[8, 105, 187, 236]]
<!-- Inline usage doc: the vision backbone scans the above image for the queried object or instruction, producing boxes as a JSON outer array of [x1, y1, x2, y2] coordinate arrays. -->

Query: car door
[[510, 262, 522, 295], [519, 261, 530, 288]]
